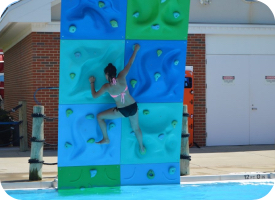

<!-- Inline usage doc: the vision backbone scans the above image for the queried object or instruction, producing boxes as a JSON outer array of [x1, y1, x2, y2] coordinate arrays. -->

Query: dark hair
[[104, 63, 117, 83]]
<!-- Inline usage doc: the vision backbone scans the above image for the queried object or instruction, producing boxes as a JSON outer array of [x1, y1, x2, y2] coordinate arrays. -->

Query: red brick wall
[[4, 34, 34, 147], [186, 34, 206, 147], [32, 32, 59, 149], [4, 32, 60, 150]]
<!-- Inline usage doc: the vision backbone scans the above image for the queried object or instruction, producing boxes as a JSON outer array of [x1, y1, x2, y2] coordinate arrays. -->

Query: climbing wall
[[58, 0, 190, 189]]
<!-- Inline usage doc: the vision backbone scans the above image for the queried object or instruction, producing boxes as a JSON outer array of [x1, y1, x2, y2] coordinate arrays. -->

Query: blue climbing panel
[[58, 104, 121, 167], [59, 40, 125, 105], [121, 103, 183, 165], [60, 0, 127, 40], [125, 40, 187, 103], [59, 0, 190, 189], [121, 163, 180, 185]]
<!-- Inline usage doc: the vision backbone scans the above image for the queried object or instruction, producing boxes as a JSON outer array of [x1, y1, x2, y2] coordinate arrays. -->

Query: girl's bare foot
[[140, 146, 146, 155], [96, 138, 110, 144]]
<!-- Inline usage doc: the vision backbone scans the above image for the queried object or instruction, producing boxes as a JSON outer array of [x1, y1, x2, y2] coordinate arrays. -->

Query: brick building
[[0, 0, 274, 148]]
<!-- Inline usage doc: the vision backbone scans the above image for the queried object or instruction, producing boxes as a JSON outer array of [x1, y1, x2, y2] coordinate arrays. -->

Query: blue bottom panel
[[124, 40, 187, 103], [121, 103, 183, 164], [121, 163, 180, 185], [58, 104, 121, 167]]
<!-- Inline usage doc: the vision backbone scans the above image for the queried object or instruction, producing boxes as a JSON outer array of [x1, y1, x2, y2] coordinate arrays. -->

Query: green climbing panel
[[126, 0, 190, 40], [58, 165, 120, 189]]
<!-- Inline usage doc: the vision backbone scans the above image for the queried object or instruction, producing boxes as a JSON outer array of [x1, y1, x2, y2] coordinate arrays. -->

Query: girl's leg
[[96, 108, 124, 144], [129, 112, 145, 152]]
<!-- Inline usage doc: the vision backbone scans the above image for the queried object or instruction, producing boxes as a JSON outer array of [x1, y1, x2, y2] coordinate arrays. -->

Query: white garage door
[[206, 55, 275, 146]]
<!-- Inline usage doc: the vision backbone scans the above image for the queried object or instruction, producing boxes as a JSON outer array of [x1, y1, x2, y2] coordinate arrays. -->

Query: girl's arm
[[89, 77, 108, 98], [118, 44, 140, 79]]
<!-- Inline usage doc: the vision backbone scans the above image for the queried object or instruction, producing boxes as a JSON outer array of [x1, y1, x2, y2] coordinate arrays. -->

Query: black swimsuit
[[114, 102, 138, 117]]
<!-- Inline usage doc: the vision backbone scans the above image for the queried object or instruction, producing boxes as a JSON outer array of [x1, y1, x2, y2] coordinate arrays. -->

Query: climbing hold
[[130, 79, 137, 88], [161, 0, 166, 3], [98, 1, 105, 8], [154, 73, 161, 81], [74, 52, 81, 58], [80, 187, 85, 191], [157, 50, 162, 57], [172, 120, 178, 128], [140, 147, 146, 155], [174, 60, 179, 66], [90, 169, 97, 178], [147, 170, 155, 179], [109, 123, 115, 130], [133, 12, 139, 18], [87, 138, 95, 144], [143, 110, 150, 115], [69, 25, 76, 33], [70, 73, 76, 79], [65, 142, 72, 148], [66, 109, 73, 117], [152, 24, 160, 30], [110, 20, 118, 28], [169, 167, 176, 175], [86, 114, 94, 119], [174, 12, 180, 19], [158, 133, 165, 140], [130, 131, 135, 136]]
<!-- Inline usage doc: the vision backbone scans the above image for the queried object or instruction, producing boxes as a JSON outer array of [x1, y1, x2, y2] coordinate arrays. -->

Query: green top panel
[[126, 0, 190, 40]]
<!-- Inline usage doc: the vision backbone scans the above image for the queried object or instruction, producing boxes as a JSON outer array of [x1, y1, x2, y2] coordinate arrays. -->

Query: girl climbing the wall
[[89, 44, 146, 154]]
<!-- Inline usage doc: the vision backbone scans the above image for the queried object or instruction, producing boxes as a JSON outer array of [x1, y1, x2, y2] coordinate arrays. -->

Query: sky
[[0, 0, 19, 18]]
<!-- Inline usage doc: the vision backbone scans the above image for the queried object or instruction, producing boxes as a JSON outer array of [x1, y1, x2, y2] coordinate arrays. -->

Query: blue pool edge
[[2, 172, 275, 190]]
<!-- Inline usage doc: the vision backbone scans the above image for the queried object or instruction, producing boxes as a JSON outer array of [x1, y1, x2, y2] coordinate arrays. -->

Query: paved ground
[[0, 145, 274, 182], [190, 145, 275, 176]]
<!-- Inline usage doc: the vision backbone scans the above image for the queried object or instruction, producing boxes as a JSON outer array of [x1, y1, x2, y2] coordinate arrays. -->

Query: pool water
[[6, 182, 274, 200]]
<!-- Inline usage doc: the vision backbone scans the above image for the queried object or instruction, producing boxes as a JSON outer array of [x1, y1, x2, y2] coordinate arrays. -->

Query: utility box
[[184, 66, 194, 147]]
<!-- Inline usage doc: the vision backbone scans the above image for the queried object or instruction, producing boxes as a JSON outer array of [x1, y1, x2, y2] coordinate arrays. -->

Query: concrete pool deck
[[0, 145, 274, 184]]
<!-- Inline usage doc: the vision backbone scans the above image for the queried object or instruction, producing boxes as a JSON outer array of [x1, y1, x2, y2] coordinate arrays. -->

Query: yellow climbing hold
[[87, 138, 95, 144], [143, 110, 150, 115], [70, 73, 76, 79], [154, 73, 161, 81], [172, 120, 178, 128], [86, 114, 94, 119], [98, 1, 105, 8], [110, 20, 118, 28], [130, 79, 137, 88], [109, 123, 116, 130], [157, 50, 162, 57], [66, 109, 73, 117]]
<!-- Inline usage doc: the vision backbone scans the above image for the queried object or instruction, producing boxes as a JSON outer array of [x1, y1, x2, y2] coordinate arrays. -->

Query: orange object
[[183, 70, 194, 147]]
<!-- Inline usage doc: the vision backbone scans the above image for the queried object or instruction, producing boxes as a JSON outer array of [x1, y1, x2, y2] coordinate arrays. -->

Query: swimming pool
[[5, 181, 274, 200]]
